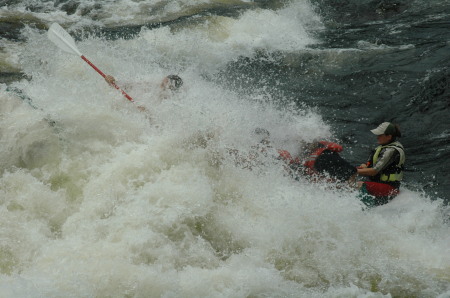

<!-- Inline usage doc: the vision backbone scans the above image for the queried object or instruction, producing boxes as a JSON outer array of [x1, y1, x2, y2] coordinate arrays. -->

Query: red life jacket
[[303, 141, 343, 174]]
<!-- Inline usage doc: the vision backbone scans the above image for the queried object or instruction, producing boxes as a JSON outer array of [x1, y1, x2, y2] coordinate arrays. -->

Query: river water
[[1, 0, 449, 297]]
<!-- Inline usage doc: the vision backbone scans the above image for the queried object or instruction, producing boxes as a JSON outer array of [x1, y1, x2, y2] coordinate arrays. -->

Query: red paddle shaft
[[81, 55, 134, 102]]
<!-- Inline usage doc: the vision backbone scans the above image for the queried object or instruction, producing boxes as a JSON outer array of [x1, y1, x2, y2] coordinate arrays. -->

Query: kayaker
[[105, 74, 183, 92], [356, 122, 405, 206], [104, 74, 183, 111]]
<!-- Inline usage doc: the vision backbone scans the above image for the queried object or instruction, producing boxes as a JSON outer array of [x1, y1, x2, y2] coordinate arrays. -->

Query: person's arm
[[104, 75, 133, 91], [137, 105, 147, 112], [105, 75, 116, 86], [104, 75, 148, 112], [357, 167, 378, 176]]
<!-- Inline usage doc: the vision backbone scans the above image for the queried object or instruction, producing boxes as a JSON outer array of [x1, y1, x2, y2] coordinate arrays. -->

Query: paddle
[[47, 23, 134, 102]]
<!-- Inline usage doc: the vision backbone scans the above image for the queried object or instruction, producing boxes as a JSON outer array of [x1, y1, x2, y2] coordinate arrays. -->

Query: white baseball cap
[[370, 122, 396, 135]]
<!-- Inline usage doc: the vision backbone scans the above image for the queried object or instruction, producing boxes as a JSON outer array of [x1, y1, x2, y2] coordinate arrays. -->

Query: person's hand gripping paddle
[[47, 23, 134, 102]]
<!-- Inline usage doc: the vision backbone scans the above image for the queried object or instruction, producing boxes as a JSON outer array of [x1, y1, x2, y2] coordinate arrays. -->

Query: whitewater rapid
[[1, 0, 449, 297]]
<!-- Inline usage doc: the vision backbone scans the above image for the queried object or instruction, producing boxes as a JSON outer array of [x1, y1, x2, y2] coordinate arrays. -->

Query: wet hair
[[166, 75, 183, 91], [391, 124, 402, 140]]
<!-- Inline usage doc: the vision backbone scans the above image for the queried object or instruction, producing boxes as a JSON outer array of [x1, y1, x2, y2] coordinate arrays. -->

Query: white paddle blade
[[48, 23, 82, 56]]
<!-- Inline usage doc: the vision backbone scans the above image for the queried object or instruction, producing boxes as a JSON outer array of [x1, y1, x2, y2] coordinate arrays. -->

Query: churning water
[[0, 0, 449, 297]]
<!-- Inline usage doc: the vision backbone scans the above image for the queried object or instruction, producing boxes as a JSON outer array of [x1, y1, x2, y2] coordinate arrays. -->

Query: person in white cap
[[356, 122, 406, 206]]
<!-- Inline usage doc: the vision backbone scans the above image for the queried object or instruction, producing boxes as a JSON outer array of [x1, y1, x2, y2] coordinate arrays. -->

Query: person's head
[[161, 75, 183, 91], [370, 122, 401, 145], [253, 128, 270, 145]]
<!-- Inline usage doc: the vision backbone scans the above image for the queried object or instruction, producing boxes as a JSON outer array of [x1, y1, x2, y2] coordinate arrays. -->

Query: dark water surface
[[310, 0, 450, 202]]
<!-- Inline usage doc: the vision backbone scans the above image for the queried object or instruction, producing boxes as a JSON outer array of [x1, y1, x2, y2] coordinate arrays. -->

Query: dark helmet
[[166, 75, 183, 91]]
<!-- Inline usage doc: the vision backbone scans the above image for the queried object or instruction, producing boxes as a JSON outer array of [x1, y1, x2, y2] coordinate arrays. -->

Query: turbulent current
[[0, 0, 449, 297]]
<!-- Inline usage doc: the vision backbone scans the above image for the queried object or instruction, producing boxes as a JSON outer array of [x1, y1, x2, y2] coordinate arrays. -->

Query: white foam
[[1, 1, 449, 297]]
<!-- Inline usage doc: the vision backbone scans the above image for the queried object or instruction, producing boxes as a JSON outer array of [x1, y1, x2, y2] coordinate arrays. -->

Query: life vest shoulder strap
[[372, 141, 406, 183], [318, 141, 343, 153], [373, 141, 405, 167], [389, 142, 406, 167]]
